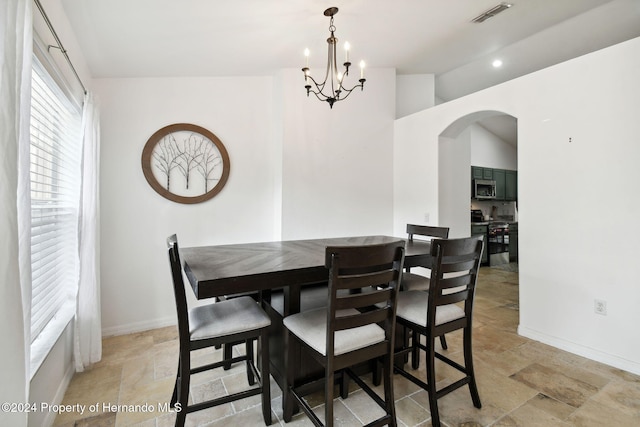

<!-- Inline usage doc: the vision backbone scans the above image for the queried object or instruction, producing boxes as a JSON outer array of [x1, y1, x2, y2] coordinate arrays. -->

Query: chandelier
[[302, 7, 366, 108]]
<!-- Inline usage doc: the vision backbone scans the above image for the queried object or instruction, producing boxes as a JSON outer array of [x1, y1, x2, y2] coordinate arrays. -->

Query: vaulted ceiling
[[51, 0, 640, 144]]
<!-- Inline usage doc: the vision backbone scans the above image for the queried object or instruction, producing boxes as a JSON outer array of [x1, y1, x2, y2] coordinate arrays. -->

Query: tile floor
[[54, 266, 640, 426]]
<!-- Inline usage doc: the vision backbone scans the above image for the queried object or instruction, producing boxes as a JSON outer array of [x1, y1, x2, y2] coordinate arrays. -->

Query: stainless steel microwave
[[474, 179, 496, 199]]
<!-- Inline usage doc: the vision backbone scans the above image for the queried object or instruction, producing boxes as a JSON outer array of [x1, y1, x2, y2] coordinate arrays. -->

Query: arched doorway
[[438, 109, 518, 267]]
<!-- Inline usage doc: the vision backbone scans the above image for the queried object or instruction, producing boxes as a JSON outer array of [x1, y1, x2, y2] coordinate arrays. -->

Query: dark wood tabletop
[[181, 235, 431, 300]]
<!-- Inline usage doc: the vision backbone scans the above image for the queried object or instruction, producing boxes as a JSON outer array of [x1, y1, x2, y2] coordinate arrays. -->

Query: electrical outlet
[[594, 299, 607, 316], [424, 213, 430, 223]]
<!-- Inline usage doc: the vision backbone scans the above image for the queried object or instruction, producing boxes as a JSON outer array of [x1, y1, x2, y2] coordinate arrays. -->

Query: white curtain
[[74, 92, 102, 371], [0, 0, 32, 425]]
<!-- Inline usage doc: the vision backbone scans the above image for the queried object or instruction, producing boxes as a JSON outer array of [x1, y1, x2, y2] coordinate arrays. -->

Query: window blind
[[29, 56, 82, 343]]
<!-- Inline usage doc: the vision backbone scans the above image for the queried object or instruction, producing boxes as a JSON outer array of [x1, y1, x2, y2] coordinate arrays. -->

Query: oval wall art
[[141, 123, 230, 204]]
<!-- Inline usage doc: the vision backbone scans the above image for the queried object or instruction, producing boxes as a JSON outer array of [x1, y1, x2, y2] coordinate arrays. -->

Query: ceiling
[[53, 0, 640, 144]]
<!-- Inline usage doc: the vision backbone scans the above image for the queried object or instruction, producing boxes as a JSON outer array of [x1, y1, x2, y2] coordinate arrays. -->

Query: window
[[29, 55, 82, 353]]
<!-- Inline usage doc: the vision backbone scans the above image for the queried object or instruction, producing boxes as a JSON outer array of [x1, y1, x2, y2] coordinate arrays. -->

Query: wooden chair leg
[[425, 337, 440, 427], [223, 343, 233, 370], [325, 368, 335, 427], [411, 329, 420, 370], [463, 327, 482, 408], [383, 352, 397, 427], [372, 358, 382, 386], [283, 333, 296, 423], [246, 339, 255, 385], [439, 335, 448, 350], [170, 365, 179, 407], [340, 370, 349, 399], [175, 351, 190, 427], [260, 331, 272, 425]]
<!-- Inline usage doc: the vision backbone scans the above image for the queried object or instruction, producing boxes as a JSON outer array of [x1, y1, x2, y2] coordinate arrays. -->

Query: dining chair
[[166, 235, 272, 426], [282, 240, 405, 427], [394, 236, 484, 427], [402, 224, 450, 356], [401, 224, 450, 292]]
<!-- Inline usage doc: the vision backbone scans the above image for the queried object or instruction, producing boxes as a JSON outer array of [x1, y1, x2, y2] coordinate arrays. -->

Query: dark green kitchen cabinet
[[471, 166, 517, 201], [493, 169, 506, 200], [472, 166, 493, 181], [505, 170, 517, 201]]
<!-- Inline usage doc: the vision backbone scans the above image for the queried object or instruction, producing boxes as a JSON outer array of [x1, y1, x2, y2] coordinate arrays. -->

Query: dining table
[[180, 235, 432, 392]]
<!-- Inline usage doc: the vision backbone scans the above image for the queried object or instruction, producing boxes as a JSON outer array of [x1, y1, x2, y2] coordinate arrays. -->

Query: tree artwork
[[141, 124, 230, 204]]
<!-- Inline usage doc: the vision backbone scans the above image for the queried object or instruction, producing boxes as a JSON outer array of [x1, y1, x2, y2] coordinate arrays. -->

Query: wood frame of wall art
[[141, 123, 230, 204]]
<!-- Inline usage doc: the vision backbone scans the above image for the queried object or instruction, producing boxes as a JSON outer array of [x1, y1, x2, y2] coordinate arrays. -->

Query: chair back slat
[[335, 288, 392, 311], [325, 242, 404, 270], [438, 290, 469, 306], [335, 308, 388, 331], [440, 258, 477, 274], [335, 270, 396, 291], [406, 224, 450, 241], [440, 274, 472, 290]]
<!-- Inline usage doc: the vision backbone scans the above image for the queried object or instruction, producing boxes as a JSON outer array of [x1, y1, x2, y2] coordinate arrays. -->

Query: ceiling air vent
[[471, 2, 513, 23]]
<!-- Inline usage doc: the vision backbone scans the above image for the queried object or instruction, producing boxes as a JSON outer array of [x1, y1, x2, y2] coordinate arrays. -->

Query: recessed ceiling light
[[492, 59, 503, 68]]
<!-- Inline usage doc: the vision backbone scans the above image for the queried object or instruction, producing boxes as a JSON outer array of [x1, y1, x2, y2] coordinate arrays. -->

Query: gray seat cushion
[[396, 291, 464, 328], [402, 272, 430, 291], [283, 308, 385, 356], [189, 296, 270, 341]]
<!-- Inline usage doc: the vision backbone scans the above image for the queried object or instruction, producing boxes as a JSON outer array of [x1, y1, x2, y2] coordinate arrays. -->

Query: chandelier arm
[[304, 73, 329, 96], [331, 80, 365, 102]]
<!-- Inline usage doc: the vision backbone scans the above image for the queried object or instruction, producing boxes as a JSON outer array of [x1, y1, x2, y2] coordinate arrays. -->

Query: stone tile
[[222, 371, 263, 412], [589, 379, 640, 416], [475, 347, 532, 377], [510, 363, 599, 408], [340, 388, 387, 425], [472, 359, 538, 413], [539, 357, 610, 390], [54, 364, 122, 425], [73, 411, 117, 426], [149, 325, 178, 344], [98, 333, 155, 367], [472, 325, 529, 356], [493, 401, 572, 426], [525, 393, 576, 421], [199, 403, 275, 426], [567, 398, 640, 426], [114, 375, 175, 426], [580, 359, 640, 384], [394, 396, 431, 427]]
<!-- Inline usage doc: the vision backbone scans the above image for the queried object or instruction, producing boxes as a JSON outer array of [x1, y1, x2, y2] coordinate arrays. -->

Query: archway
[[437, 109, 518, 267]]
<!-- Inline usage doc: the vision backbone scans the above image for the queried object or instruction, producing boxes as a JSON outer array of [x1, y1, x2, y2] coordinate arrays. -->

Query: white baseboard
[[518, 325, 640, 376], [101, 316, 176, 337]]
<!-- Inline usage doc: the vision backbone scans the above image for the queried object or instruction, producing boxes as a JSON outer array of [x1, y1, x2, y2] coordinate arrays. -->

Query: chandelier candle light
[[302, 7, 366, 108]]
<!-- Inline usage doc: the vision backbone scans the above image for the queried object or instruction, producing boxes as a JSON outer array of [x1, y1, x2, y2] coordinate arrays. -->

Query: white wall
[[94, 76, 279, 334], [438, 132, 471, 238], [394, 37, 640, 374], [280, 68, 396, 239], [396, 74, 435, 119], [470, 123, 517, 170]]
